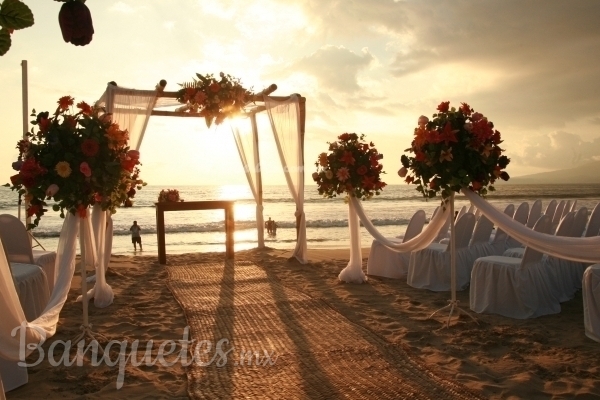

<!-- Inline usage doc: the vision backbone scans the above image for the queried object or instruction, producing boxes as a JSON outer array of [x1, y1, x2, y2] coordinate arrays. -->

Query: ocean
[[1, 184, 599, 256]]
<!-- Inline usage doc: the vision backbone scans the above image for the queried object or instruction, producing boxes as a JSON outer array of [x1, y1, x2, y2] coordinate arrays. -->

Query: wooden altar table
[[155, 201, 235, 264]]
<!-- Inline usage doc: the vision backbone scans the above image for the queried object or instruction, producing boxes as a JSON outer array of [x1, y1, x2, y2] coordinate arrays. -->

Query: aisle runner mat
[[166, 261, 483, 400]]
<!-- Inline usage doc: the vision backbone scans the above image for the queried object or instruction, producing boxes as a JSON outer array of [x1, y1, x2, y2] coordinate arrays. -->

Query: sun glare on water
[[217, 184, 252, 201]]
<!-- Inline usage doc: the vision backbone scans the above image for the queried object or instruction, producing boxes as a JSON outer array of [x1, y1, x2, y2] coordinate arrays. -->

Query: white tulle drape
[[265, 95, 307, 263], [98, 85, 158, 151], [463, 190, 600, 263], [1, 206, 114, 366], [231, 116, 264, 248], [350, 197, 451, 252], [339, 199, 367, 283]]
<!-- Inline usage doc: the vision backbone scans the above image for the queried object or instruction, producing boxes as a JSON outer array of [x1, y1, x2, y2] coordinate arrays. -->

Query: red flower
[[429, 181, 437, 189], [356, 165, 368, 175], [209, 82, 221, 93], [405, 176, 414, 184], [437, 101, 450, 112], [59, 0, 94, 46], [471, 181, 483, 191], [338, 133, 350, 141], [340, 151, 355, 165], [440, 122, 458, 145], [57, 96, 74, 111], [415, 152, 426, 162], [460, 102, 472, 115], [77, 101, 92, 115], [27, 204, 41, 218], [81, 139, 99, 156], [362, 175, 376, 190]]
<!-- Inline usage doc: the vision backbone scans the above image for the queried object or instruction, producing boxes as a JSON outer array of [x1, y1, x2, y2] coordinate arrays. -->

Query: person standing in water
[[130, 220, 142, 251]]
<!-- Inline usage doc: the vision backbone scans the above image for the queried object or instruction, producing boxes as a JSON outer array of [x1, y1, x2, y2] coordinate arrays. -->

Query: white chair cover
[[585, 202, 600, 237], [527, 199, 543, 229], [367, 210, 426, 279], [407, 213, 476, 291], [505, 202, 529, 248], [544, 199, 557, 217], [552, 200, 566, 227], [583, 264, 600, 343], [10, 263, 50, 322], [544, 211, 587, 302], [0, 215, 57, 294], [470, 215, 560, 319]]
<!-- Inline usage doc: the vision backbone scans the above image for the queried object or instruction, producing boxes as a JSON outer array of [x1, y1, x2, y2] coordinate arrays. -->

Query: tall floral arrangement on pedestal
[[313, 133, 386, 199], [176, 72, 252, 128], [6, 96, 146, 229], [157, 189, 183, 203], [400, 101, 510, 203]]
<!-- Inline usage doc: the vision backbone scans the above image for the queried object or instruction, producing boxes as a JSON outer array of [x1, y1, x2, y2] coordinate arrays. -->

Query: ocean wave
[[29, 217, 413, 238]]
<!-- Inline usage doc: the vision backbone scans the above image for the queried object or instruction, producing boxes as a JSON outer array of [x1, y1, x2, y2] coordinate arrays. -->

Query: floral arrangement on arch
[[157, 189, 184, 203], [399, 101, 510, 202], [313, 133, 386, 200], [176, 72, 252, 128], [6, 96, 146, 229]]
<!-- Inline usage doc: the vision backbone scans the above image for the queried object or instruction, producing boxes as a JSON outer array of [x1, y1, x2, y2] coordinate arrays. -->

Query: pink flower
[[80, 162, 92, 177], [336, 167, 350, 182], [398, 167, 407, 177], [418, 115, 429, 127], [45, 184, 59, 197]]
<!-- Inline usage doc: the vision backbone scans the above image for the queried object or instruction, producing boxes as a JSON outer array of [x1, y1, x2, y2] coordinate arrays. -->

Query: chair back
[[0, 214, 34, 264], [570, 199, 578, 212], [526, 199, 543, 229], [552, 200, 566, 226], [467, 204, 475, 215], [520, 215, 552, 268], [513, 202, 529, 225], [492, 204, 515, 243], [456, 205, 468, 222], [563, 200, 572, 218], [586, 202, 600, 237], [555, 211, 575, 237], [571, 207, 588, 237], [470, 214, 494, 245], [403, 210, 426, 243], [448, 213, 476, 250], [544, 199, 557, 218]]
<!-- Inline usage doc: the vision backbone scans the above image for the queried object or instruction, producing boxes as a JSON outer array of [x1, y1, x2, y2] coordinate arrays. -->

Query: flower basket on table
[[158, 189, 184, 203], [176, 72, 252, 128], [313, 133, 386, 283]]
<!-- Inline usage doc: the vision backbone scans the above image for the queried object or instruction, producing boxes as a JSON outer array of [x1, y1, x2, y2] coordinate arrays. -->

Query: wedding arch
[[98, 80, 308, 264]]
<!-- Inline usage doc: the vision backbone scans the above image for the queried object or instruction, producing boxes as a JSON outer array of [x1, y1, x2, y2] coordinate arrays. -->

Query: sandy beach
[[5, 247, 600, 399]]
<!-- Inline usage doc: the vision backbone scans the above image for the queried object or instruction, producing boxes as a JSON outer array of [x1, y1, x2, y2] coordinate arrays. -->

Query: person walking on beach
[[130, 220, 142, 251]]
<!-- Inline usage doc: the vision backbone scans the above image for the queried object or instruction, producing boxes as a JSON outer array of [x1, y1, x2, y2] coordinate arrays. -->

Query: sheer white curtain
[[463, 190, 600, 263], [98, 85, 158, 151], [265, 95, 307, 263], [230, 116, 265, 248]]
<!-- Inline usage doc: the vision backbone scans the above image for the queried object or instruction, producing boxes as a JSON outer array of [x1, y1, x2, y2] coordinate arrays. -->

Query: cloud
[[511, 131, 600, 169], [109, 2, 135, 14], [289, 45, 374, 92]]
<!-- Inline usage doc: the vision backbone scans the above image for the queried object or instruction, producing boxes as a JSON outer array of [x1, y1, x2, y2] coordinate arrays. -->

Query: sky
[[2, 0, 600, 187]]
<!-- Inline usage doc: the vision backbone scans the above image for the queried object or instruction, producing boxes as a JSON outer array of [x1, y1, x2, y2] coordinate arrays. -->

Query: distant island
[[505, 161, 600, 184]]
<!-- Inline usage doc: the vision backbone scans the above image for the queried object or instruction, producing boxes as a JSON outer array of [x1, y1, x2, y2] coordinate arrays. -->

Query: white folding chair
[[367, 210, 426, 279], [470, 215, 559, 319], [0, 214, 56, 293], [585, 202, 600, 237], [544, 199, 557, 218], [527, 199, 543, 229], [407, 213, 476, 291], [552, 200, 566, 228]]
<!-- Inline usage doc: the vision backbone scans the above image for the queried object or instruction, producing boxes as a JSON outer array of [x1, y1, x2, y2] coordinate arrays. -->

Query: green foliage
[[0, 0, 34, 55]]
